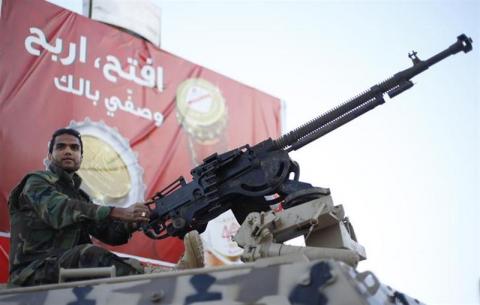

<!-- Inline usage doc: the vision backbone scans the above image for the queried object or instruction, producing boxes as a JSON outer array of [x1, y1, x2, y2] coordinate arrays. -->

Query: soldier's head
[[48, 128, 83, 173]]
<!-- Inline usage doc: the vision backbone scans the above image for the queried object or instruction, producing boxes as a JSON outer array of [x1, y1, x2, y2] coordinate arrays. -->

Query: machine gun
[[143, 34, 473, 240]]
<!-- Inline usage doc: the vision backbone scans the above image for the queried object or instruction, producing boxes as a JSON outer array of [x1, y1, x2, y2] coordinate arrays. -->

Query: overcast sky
[[48, 1, 480, 304]]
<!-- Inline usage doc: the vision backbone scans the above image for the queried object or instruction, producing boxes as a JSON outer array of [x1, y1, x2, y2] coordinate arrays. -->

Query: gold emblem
[[78, 135, 131, 203], [67, 119, 145, 207], [176, 78, 228, 144]]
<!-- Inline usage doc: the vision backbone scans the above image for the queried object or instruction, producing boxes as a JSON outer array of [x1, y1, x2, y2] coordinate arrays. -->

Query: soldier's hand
[[109, 202, 150, 223]]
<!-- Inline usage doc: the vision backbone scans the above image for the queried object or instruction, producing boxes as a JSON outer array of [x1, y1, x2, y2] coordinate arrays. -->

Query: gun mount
[[234, 188, 366, 267], [143, 34, 473, 240]]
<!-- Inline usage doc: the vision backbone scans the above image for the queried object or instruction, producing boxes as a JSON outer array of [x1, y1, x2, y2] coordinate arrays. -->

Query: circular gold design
[[78, 135, 131, 203], [176, 78, 227, 143]]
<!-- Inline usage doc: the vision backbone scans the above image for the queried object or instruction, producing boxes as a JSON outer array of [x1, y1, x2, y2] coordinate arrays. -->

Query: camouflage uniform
[[8, 163, 143, 287]]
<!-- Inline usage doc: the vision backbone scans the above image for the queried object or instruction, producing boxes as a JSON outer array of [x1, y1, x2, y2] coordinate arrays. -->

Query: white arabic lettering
[[153, 111, 164, 126], [24, 27, 87, 65], [102, 55, 122, 83], [53, 74, 164, 126], [103, 90, 164, 126], [98, 55, 164, 91], [104, 96, 121, 117], [54, 75, 99, 105], [84, 79, 100, 105], [25, 27, 61, 56]]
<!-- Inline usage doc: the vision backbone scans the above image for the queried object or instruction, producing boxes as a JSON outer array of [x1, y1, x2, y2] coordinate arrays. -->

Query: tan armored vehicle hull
[[0, 257, 422, 305]]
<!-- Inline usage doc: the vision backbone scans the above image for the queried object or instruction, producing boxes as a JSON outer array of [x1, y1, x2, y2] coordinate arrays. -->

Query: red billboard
[[0, 0, 281, 268]]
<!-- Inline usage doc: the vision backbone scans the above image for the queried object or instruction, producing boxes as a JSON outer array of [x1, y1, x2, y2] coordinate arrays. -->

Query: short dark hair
[[48, 128, 83, 155]]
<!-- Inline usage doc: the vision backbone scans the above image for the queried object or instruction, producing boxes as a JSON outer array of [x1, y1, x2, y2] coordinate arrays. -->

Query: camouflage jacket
[[8, 163, 133, 286]]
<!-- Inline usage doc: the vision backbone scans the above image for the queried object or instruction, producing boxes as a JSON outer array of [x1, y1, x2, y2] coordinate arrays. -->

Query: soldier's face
[[48, 134, 82, 173]]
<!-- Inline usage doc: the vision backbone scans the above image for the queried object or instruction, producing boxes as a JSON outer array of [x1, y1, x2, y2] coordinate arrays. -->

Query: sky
[[47, 1, 480, 304]]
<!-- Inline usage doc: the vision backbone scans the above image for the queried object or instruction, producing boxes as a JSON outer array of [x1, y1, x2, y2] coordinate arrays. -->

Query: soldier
[[8, 128, 204, 287]]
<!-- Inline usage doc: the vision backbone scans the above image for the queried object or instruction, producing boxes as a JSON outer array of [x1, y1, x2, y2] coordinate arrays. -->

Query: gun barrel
[[272, 34, 472, 152], [423, 34, 472, 67]]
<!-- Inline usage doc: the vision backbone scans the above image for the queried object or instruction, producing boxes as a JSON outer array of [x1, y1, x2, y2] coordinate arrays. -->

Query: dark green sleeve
[[89, 221, 133, 246], [22, 175, 112, 229]]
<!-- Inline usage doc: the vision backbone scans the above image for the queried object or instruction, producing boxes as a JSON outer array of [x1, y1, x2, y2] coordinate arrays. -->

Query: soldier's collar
[[48, 163, 82, 188]]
